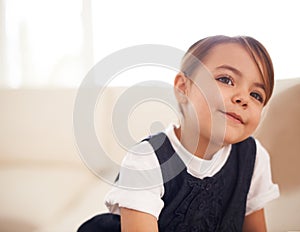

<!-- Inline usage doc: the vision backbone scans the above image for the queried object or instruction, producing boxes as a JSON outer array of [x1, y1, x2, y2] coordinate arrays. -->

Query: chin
[[208, 128, 251, 147], [223, 134, 249, 145]]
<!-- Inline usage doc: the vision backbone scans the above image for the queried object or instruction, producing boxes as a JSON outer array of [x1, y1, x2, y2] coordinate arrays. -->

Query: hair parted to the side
[[180, 35, 274, 105]]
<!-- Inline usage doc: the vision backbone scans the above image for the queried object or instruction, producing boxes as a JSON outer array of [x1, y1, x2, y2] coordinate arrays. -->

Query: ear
[[174, 72, 189, 103]]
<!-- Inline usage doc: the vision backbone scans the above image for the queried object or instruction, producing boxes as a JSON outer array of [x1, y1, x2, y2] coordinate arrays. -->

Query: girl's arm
[[242, 208, 267, 232], [120, 207, 159, 232]]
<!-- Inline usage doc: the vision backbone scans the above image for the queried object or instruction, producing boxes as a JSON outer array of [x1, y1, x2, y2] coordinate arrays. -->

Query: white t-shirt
[[105, 124, 280, 220]]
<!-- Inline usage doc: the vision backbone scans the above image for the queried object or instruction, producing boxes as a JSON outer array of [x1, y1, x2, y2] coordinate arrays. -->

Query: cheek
[[193, 93, 212, 119], [248, 110, 262, 132], [185, 92, 212, 128]]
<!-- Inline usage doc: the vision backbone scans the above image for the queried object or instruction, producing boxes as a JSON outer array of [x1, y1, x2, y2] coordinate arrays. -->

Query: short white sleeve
[[245, 139, 280, 215], [104, 141, 164, 219]]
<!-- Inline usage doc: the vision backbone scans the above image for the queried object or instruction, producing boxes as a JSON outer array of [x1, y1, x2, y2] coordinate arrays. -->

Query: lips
[[222, 111, 244, 124]]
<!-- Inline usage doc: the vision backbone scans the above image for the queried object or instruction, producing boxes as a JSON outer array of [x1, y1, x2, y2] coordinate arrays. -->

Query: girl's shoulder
[[253, 138, 272, 166], [121, 140, 160, 170]]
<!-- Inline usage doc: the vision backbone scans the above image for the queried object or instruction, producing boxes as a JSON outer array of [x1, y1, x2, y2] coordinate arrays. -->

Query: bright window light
[[1, 0, 300, 88]]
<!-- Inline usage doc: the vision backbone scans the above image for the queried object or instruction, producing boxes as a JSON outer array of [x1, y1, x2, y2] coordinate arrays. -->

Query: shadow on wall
[[256, 84, 300, 194]]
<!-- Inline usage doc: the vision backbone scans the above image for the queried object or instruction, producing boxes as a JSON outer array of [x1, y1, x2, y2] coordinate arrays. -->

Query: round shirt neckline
[[164, 124, 232, 179]]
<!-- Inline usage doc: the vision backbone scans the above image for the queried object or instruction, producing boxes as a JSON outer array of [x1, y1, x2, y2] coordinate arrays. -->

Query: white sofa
[[0, 78, 299, 232]]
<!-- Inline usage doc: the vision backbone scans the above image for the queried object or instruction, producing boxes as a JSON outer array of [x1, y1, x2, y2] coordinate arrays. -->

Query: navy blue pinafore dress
[[77, 133, 256, 232]]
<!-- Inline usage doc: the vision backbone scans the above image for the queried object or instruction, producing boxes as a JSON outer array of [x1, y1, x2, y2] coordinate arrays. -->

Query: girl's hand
[[120, 207, 159, 232], [243, 208, 267, 232]]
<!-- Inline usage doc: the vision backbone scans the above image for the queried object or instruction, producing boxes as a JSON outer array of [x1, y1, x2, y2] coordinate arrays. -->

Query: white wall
[[1, 0, 300, 88]]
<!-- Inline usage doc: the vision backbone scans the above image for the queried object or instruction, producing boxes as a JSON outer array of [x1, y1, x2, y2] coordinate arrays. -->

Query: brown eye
[[216, 76, 234, 86], [250, 92, 264, 103]]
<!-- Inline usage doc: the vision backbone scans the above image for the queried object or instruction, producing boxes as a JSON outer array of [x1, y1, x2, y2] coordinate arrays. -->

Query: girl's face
[[181, 43, 266, 146]]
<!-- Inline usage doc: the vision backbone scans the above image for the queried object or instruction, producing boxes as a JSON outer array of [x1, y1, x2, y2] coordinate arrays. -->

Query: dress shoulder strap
[[144, 132, 186, 184]]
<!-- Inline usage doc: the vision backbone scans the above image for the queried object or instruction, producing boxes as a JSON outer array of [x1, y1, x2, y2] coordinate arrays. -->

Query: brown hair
[[181, 35, 274, 105]]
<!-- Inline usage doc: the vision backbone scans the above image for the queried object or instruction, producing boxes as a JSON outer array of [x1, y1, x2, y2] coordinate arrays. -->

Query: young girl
[[78, 35, 279, 232]]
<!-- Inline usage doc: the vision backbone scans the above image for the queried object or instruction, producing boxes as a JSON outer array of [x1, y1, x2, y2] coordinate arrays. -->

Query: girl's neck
[[174, 125, 223, 160]]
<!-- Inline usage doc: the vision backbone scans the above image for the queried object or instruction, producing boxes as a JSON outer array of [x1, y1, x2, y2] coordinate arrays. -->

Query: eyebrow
[[216, 64, 242, 76], [254, 82, 266, 92], [216, 64, 266, 92]]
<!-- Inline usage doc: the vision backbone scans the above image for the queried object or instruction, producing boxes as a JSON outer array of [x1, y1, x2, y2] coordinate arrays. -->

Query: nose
[[232, 94, 248, 108]]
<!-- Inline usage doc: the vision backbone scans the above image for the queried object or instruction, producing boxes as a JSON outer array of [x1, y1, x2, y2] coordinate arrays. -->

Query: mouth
[[221, 111, 244, 124]]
